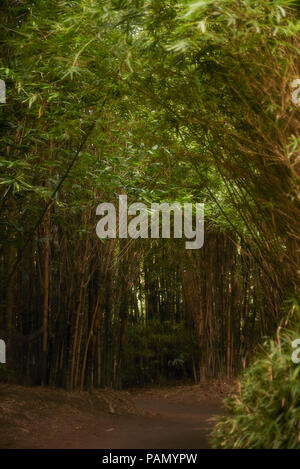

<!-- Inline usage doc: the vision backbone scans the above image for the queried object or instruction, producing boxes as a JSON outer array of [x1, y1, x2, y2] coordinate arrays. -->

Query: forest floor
[[0, 380, 232, 449]]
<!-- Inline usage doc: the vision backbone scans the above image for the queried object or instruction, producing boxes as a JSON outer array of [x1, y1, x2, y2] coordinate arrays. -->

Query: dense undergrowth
[[211, 304, 300, 449], [121, 320, 199, 386]]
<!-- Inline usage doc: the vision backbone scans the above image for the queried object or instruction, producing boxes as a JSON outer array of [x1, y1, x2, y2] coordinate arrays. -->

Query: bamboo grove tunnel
[[0, 0, 299, 395]]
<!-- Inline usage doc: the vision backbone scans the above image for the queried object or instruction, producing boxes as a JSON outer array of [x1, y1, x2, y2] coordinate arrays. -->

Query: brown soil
[[0, 381, 231, 449]]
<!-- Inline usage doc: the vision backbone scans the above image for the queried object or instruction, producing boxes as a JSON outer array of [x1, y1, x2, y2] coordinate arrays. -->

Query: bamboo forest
[[0, 0, 300, 452]]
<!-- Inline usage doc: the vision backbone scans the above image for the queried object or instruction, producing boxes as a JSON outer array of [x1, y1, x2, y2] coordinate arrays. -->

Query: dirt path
[[129, 395, 223, 449], [27, 396, 222, 449], [0, 384, 228, 449]]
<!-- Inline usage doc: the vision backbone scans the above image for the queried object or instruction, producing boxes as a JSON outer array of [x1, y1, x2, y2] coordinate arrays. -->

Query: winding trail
[[0, 385, 226, 449], [127, 395, 223, 449], [38, 393, 223, 449]]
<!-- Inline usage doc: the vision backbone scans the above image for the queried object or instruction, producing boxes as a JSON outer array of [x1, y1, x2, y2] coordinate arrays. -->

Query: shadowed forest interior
[[0, 0, 300, 450]]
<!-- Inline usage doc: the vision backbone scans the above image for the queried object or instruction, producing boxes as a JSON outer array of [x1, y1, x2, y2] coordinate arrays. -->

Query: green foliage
[[211, 309, 300, 449], [0, 2, 299, 442]]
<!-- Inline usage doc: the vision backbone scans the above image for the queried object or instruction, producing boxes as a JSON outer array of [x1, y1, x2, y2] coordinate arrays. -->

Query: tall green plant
[[211, 304, 300, 449]]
